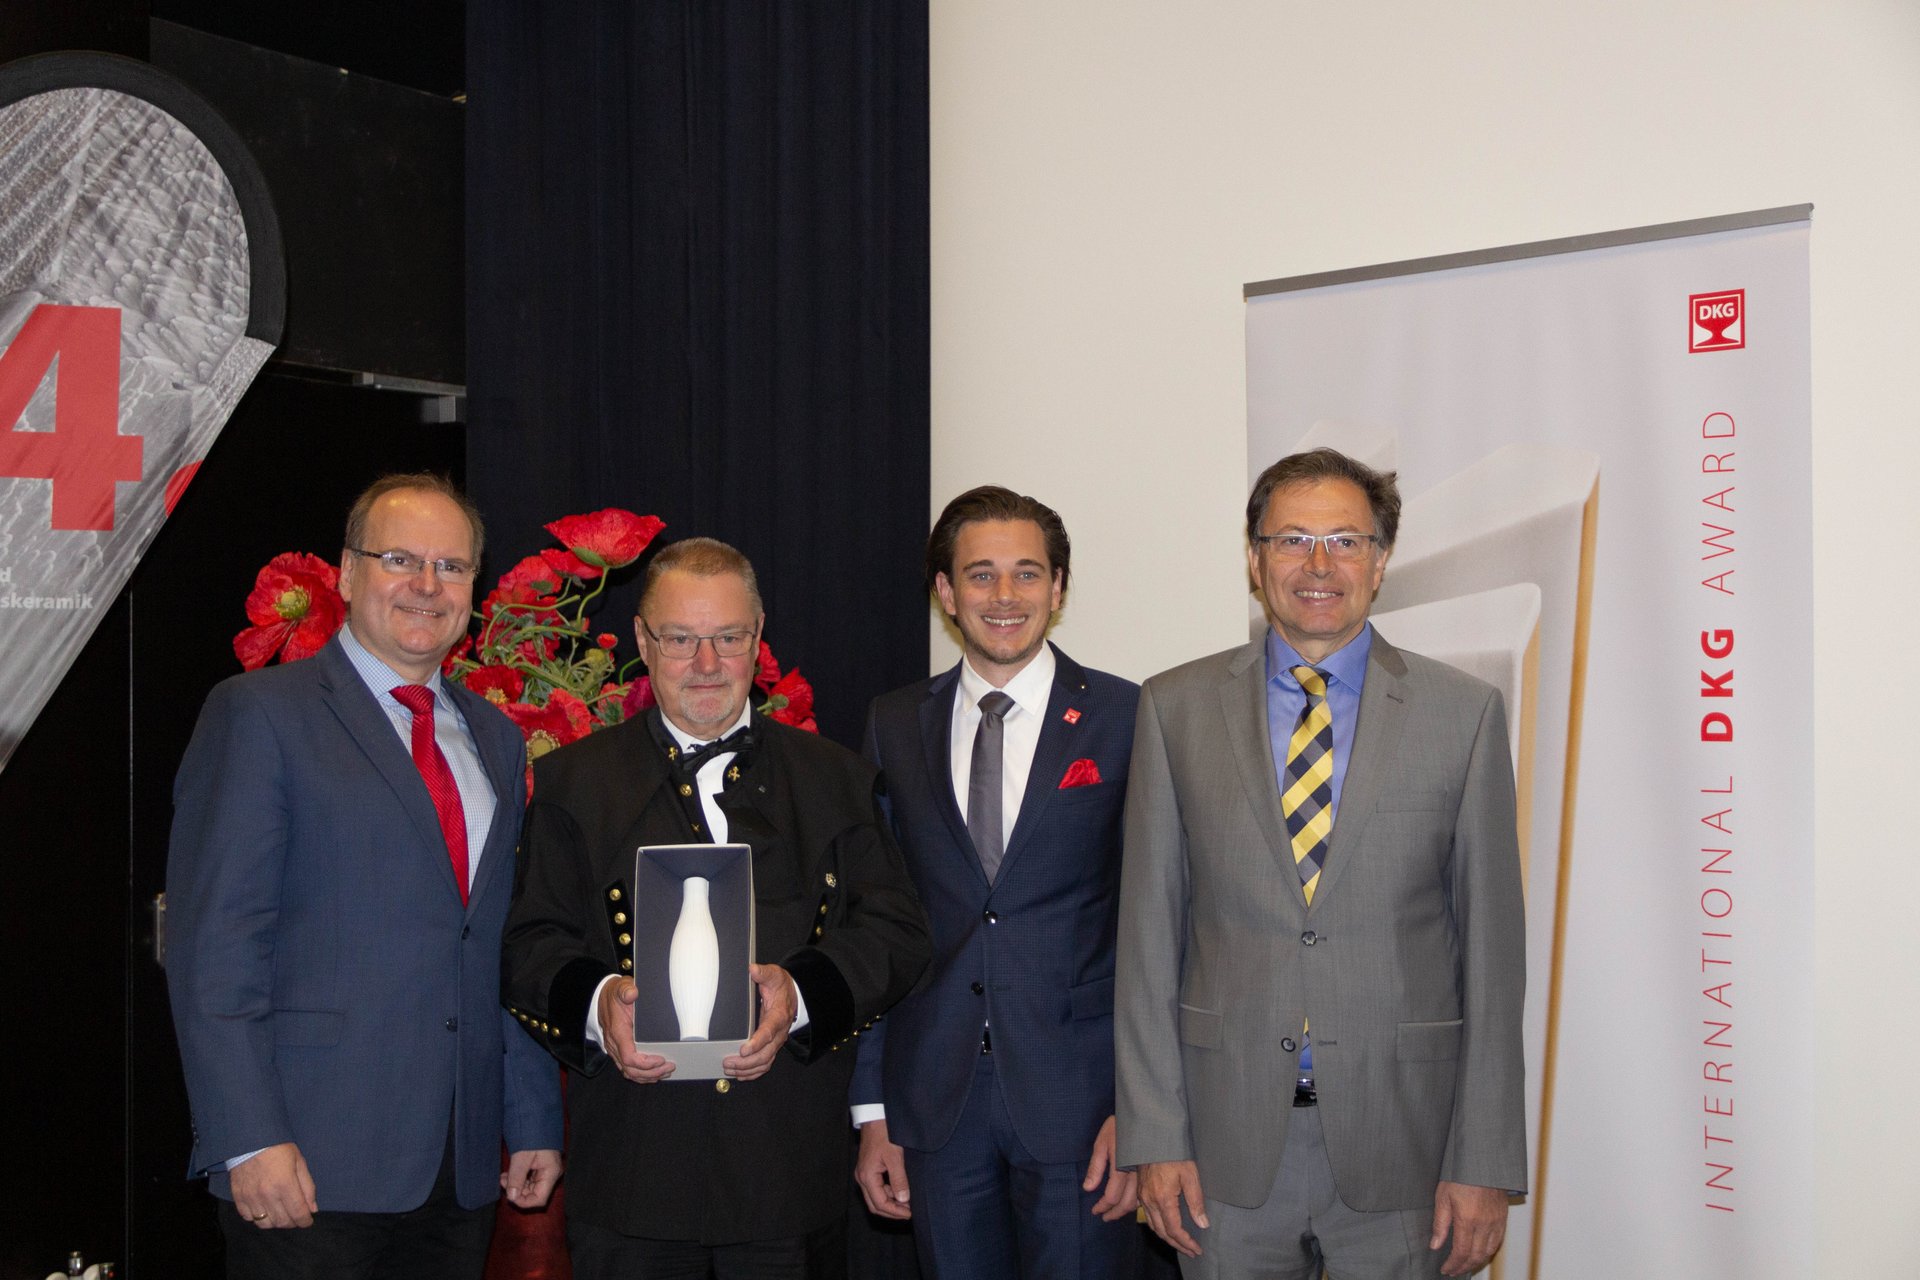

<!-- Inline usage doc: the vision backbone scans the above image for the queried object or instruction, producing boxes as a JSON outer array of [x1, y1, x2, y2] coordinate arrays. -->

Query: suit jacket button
[[983, 910, 998, 924], [460, 926, 471, 940], [714, 1079, 731, 1094], [970, 981, 984, 995], [445, 1017, 458, 1031], [1301, 931, 1317, 946], [1281, 1036, 1297, 1052]]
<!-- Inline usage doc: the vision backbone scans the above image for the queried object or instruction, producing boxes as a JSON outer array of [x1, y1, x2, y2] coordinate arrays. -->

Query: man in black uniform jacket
[[503, 536, 931, 1279]]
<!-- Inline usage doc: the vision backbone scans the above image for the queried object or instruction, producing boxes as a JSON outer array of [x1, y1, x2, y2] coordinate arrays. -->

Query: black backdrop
[[466, 0, 932, 748]]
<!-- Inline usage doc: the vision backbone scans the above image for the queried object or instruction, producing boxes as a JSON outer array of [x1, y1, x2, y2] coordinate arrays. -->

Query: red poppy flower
[[494, 555, 563, 597], [440, 633, 473, 677], [753, 640, 782, 692], [465, 665, 526, 707], [481, 561, 565, 665], [233, 553, 345, 670], [544, 509, 665, 571], [621, 675, 656, 719], [597, 633, 619, 650], [760, 668, 817, 733], [503, 689, 594, 788], [539, 546, 599, 581]]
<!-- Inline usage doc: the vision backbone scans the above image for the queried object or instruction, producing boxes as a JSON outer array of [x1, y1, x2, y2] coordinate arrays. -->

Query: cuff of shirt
[[850, 1103, 886, 1128], [585, 973, 617, 1050]]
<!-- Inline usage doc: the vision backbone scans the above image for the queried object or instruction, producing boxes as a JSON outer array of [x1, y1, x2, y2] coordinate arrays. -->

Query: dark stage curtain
[[466, 0, 931, 751]]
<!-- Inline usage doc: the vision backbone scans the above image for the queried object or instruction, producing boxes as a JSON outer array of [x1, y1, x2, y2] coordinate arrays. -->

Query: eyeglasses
[[348, 547, 477, 583], [640, 618, 758, 660], [1251, 532, 1382, 563]]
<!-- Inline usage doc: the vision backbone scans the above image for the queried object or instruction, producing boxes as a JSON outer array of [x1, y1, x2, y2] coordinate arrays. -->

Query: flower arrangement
[[233, 509, 818, 776]]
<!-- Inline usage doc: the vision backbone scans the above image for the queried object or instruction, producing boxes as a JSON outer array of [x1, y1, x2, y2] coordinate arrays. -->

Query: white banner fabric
[[1245, 219, 1811, 1279], [0, 81, 274, 773]]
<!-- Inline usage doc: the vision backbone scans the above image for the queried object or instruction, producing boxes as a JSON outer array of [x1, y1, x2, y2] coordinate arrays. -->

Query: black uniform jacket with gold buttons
[[502, 710, 930, 1244]]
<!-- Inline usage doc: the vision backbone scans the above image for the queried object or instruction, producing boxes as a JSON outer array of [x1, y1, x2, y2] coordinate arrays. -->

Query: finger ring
[[252, 1210, 268, 1220]]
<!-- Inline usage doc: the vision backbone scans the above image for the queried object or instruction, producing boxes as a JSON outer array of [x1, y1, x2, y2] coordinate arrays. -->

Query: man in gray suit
[[1116, 448, 1526, 1279]]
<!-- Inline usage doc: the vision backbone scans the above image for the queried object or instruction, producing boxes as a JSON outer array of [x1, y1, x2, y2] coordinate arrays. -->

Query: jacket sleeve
[[1439, 686, 1530, 1192], [1114, 678, 1195, 1168], [165, 679, 297, 1173], [502, 785, 616, 1075], [845, 701, 906, 1100], [781, 773, 930, 1063], [491, 763, 565, 1152]]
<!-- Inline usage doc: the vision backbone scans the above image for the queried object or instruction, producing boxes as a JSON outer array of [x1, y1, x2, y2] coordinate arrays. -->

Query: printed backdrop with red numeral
[[0, 69, 276, 773], [1245, 214, 1811, 1279]]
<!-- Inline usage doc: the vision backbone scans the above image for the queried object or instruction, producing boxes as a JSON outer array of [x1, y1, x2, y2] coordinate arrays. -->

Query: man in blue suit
[[853, 486, 1140, 1278], [167, 474, 563, 1279]]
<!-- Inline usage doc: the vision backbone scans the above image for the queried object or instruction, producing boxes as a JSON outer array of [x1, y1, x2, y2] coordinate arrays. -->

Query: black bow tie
[[676, 725, 755, 775]]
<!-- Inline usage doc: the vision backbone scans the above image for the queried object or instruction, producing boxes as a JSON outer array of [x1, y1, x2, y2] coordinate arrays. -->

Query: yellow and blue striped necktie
[[1282, 665, 1334, 903]]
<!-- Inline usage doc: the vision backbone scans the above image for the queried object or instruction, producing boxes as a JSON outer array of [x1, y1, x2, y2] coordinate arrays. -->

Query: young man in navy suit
[[853, 486, 1141, 1278], [167, 475, 563, 1279]]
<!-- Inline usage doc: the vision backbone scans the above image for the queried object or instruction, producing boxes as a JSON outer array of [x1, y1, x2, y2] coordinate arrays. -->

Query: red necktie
[[390, 684, 469, 905]]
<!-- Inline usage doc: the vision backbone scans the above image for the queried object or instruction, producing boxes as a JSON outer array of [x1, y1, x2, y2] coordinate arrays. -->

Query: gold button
[[714, 1079, 731, 1094], [853, 1028, 860, 1037], [609, 888, 622, 902], [813, 927, 823, 938], [692, 822, 702, 833], [620, 958, 633, 972], [818, 904, 828, 916], [549, 1026, 560, 1037], [824, 873, 837, 888], [614, 912, 627, 925], [618, 933, 632, 946], [679, 784, 693, 797]]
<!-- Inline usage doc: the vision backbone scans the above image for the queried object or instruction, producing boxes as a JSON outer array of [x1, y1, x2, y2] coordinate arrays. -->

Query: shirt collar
[[1265, 623, 1373, 694], [339, 622, 448, 705], [661, 700, 753, 753], [958, 642, 1056, 719]]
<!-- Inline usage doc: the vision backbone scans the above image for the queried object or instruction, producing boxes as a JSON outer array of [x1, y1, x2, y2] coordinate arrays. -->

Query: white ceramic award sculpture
[[668, 876, 721, 1040]]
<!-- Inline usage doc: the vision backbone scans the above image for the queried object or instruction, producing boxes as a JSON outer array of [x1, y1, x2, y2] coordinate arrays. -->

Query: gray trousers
[[1178, 1105, 1453, 1280]]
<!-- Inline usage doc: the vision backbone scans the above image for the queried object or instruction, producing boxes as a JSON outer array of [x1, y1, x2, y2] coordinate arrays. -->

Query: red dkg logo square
[[1689, 289, 1745, 352]]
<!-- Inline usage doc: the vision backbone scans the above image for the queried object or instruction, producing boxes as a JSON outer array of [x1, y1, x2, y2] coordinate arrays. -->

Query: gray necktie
[[967, 691, 1016, 884]]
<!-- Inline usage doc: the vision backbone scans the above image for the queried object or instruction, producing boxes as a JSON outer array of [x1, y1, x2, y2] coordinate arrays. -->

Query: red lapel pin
[[1063, 708, 1081, 725]]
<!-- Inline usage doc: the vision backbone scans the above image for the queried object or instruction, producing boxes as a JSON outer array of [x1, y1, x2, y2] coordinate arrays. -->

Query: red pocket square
[[1059, 758, 1102, 789]]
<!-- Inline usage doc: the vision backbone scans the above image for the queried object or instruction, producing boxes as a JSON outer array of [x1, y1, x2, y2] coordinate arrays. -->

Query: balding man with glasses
[[167, 474, 563, 1279], [503, 536, 930, 1279], [1116, 449, 1528, 1280]]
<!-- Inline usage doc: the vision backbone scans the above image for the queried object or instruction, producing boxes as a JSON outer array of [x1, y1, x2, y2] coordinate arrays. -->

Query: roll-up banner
[[1245, 208, 1811, 1279], [0, 53, 283, 773]]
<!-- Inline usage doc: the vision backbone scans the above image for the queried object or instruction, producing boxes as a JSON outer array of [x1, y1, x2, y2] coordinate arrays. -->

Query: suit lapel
[[614, 716, 679, 856], [315, 638, 463, 902], [1218, 639, 1300, 903], [997, 646, 1091, 887], [1313, 633, 1410, 905], [917, 664, 981, 885]]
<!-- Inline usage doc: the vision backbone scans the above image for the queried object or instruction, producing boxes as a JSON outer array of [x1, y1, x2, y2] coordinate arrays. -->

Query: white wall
[[930, 1, 1918, 1274]]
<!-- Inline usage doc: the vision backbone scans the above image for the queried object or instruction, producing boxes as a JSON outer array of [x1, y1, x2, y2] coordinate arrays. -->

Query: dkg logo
[[1689, 289, 1745, 353]]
